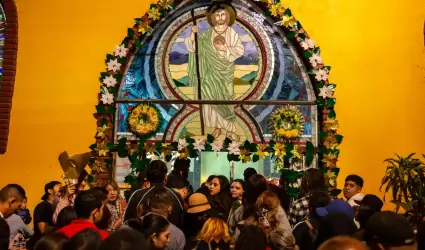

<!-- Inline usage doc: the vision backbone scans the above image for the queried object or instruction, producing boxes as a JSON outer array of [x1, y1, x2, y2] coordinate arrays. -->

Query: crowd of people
[[0, 158, 423, 250]]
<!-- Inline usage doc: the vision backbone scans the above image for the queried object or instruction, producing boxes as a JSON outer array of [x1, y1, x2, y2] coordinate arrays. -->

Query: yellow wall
[[0, 0, 424, 212]]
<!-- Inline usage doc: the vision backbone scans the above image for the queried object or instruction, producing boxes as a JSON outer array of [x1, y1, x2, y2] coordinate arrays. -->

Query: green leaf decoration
[[308, 69, 315, 75], [109, 87, 118, 95], [224, 137, 232, 147], [316, 98, 325, 108], [319, 146, 330, 155], [316, 82, 324, 89], [323, 66, 331, 71], [331, 149, 340, 156], [127, 28, 135, 37], [250, 143, 258, 153], [296, 21, 302, 29], [328, 109, 336, 118], [306, 141, 314, 166], [303, 51, 313, 59], [108, 106, 116, 115], [243, 140, 251, 150], [335, 134, 344, 144], [331, 168, 340, 175], [252, 154, 260, 163], [284, 8, 292, 17], [320, 132, 329, 142], [207, 134, 215, 144], [118, 147, 129, 158], [327, 98, 336, 108], [150, 4, 157, 8], [285, 143, 294, 162], [100, 72, 109, 79], [101, 118, 108, 126], [106, 142, 115, 150], [89, 143, 97, 150], [118, 57, 127, 64], [189, 150, 198, 159], [96, 105, 105, 114], [287, 31, 296, 39], [134, 18, 142, 24], [314, 47, 321, 54], [227, 154, 232, 162], [105, 158, 113, 165], [135, 39, 142, 49], [106, 54, 114, 61], [185, 136, 195, 144], [298, 33, 306, 40], [159, 9, 167, 17], [330, 189, 342, 196], [115, 73, 123, 81], [205, 144, 212, 151], [88, 175, 95, 183]]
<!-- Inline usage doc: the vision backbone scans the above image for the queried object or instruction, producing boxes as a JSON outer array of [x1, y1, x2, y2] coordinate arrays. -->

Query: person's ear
[[151, 233, 157, 240], [164, 176, 168, 184], [145, 181, 151, 189], [167, 206, 172, 215]]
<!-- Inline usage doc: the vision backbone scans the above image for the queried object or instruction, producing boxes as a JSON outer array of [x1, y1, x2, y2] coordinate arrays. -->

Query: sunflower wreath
[[269, 105, 305, 141], [128, 103, 162, 138]]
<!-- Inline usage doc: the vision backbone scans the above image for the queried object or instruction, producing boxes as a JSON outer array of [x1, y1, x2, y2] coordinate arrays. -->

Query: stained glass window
[[114, 0, 319, 188]]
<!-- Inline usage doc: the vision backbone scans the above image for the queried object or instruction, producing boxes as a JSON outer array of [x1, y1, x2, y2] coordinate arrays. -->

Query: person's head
[[301, 169, 325, 194], [244, 174, 268, 204], [355, 194, 383, 229], [146, 160, 168, 184], [209, 175, 230, 196], [34, 233, 68, 250], [210, 7, 230, 27], [364, 211, 416, 250], [231, 179, 245, 200], [318, 236, 368, 250], [343, 175, 364, 200], [243, 168, 257, 183], [167, 176, 189, 200], [308, 191, 331, 218], [74, 189, 106, 223], [141, 213, 170, 250], [315, 212, 358, 248], [235, 225, 267, 250], [173, 158, 190, 179], [146, 187, 173, 217], [62, 228, 102, 250], [316, 199, 354, 219], [98, 229, 149, 250], [256, 191, 281, 228], [106, 181, 120, 202], [56, 206, 77, 229], [269, 229, 297, 250], [197, 217, 231, 243], [0, 184, 26, 218]]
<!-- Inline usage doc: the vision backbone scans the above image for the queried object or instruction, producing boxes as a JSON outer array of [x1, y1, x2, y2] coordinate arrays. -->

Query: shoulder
[[98, 230, 109, 240]]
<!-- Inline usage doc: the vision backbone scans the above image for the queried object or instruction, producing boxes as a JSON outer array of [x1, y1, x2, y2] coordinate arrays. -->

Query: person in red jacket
[[57, 189, 108, 240]]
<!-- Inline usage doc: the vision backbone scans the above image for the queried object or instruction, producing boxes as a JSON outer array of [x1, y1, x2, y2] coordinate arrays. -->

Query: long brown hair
[[197, 217, 232, 244]]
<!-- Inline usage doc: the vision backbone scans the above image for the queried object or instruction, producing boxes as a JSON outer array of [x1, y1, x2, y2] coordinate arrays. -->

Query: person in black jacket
[[0, 184, 26, 250], [123, 160, 185, 229]]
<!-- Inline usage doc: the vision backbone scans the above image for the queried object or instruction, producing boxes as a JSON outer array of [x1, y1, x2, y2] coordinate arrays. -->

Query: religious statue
[[185, 2, 244, 141]]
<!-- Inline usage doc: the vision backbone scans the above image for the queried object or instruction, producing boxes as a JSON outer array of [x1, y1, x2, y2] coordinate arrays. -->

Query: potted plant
[[380, 153, 425, 227]]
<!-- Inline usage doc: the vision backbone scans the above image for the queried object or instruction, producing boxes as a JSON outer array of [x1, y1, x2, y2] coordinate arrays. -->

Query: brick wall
[[0, 0, 18, 154]]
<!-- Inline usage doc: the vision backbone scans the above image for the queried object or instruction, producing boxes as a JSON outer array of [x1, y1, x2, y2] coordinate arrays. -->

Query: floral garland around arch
[[88, 0, 344, 197]]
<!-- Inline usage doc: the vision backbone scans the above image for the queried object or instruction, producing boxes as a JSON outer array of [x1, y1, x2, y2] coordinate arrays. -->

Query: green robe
[[188, 28, 236, 122]]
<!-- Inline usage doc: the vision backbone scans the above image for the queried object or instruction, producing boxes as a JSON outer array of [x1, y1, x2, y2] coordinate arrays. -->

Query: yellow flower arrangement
[[269, 105, 305, 141], [128, 104, 162, 138]]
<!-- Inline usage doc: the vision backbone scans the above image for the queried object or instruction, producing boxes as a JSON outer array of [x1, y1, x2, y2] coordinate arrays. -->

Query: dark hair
[[146, 160, 168, 184], [243, 168, 257, 182], [98, 229, 149, 250], [211, 175, 233, 219], [90, 187, 109, 197], [34, 233, 68, 250], [138, 170, 147, 190], [62, 228, 102, 250], [232, 179, 245, 188], [267, 184, 290, 212], [235, 225, 267, 250], [0, 184, 26, 202], [301, 169, 325, 193], [74, 189, 105, 219], [56, 206, 77, 229], [173, 158, 190, 171], [128, 214, 170, 238], [357, 197, 383, 229], [345, 175, 364, 188], [243, 174, 268, 219], [183, 210, 211, 239], [308, 191, 331, 218], [145, 187, 173, 212], [417, 220, 425, 250]]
